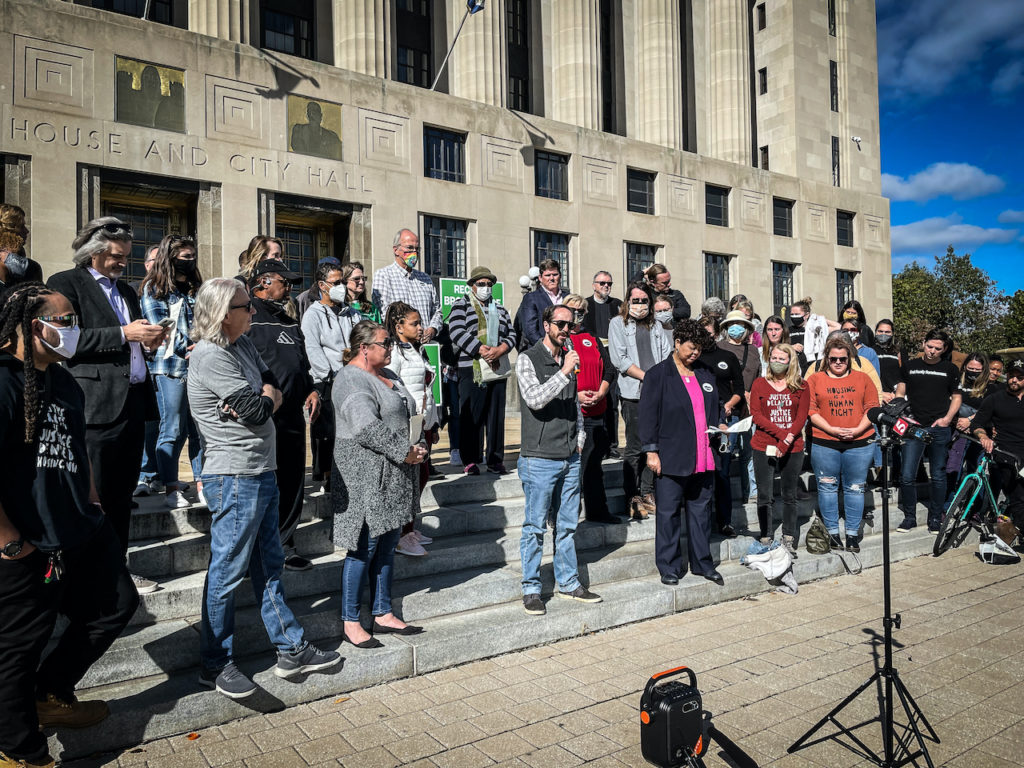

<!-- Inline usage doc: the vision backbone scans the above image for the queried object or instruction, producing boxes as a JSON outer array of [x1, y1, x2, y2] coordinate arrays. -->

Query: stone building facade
[[1, 0, 889, 320]]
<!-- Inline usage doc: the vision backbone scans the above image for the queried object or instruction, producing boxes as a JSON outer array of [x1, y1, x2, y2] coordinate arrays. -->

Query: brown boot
[[641, 493, 657, 516], [36, 693, 109, 729], [630, 496, 648, 520], [0, 752, 55, 768]]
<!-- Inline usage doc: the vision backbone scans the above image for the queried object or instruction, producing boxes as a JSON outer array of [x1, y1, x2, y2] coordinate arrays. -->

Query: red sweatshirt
[[749, 377, 810, 453]]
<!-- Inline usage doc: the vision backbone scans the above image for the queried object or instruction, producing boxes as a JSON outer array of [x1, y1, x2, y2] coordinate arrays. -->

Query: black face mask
[[173, 259, 197, 279], [789, 315, 805, 327], [964, 371, 981, 383]]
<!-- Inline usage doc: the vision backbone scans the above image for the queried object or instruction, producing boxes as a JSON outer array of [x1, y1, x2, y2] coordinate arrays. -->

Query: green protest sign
[[439, 278, 505, 321], [422, 342, 442, 406]]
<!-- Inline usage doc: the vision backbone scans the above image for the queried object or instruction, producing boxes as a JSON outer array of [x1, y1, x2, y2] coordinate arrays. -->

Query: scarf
[[470, 293, 500, 385]]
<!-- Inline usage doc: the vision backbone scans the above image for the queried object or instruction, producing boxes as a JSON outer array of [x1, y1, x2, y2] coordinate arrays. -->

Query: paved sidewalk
[[70, 548, 1024, 768]]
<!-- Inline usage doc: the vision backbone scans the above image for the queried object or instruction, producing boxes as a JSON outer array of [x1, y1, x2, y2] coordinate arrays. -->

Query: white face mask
[[474, 285, 492, 302], [654, 310, 673, 325], [39, 319, 81, 359], [628, 304, 649, 320], [328, 285, 347, 304]]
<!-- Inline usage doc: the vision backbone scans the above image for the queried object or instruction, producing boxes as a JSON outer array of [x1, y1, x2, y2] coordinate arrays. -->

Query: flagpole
[[431, 1, 486, 91]]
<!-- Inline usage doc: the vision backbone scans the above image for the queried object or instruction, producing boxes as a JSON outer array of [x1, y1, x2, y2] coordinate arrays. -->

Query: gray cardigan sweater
[[330, 364, 419, 550]]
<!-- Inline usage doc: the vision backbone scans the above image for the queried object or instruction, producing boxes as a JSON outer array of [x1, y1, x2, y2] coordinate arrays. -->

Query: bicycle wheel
[[933, 477, 979, 556]]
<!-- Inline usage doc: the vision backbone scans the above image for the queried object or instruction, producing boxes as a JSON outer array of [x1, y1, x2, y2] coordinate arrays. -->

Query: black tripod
[[788, 424, 940, 767]]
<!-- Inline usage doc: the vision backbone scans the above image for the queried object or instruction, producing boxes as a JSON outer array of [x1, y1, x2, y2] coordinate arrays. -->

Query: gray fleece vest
[[519, 341, 578, 460]]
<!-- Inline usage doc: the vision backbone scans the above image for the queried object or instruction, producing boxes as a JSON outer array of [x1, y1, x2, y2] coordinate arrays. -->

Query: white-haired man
[[371, 228, 443, 342]]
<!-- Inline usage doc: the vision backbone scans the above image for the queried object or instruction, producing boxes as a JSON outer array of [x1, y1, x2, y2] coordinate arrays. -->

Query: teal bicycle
[[933, 437, 1019, 557]]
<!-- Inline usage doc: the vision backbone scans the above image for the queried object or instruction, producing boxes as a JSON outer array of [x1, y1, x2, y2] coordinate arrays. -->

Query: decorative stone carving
[[14, 36, 93, 115]]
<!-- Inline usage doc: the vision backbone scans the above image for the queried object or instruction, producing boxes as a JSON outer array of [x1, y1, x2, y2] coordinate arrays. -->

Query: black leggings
[[752, 448, 804, 539]]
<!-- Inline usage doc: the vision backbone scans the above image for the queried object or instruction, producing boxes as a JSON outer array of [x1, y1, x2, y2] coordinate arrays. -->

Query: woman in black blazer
[[639, 320, 727, 585]]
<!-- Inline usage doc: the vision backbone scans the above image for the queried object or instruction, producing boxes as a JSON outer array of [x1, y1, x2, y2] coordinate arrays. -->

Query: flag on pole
[[467, 0, 486, 14]]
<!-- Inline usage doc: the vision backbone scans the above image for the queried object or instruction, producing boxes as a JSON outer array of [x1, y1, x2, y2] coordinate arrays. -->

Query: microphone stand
[[788, 422, 939, 767]]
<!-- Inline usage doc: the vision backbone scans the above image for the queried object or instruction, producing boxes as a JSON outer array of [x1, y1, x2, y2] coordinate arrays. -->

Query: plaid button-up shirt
[[371, 262, 443, 333]]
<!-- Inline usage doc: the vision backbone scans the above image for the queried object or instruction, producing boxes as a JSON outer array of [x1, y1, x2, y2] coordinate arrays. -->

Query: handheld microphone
[[867, 402, 934, 444], [563, 337, 580, 375]]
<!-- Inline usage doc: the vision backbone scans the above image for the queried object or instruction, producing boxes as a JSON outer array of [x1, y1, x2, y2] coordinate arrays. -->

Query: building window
[[837, 210, 855, 247], [705, 184, 729, 227], [423, 127, 466, 183], [758, 67, 767, 95], [272, 193, 353, 289], [760, 146, 770, 170], [423, 216, 467, 279], [534, 231, 570, 283], [836, 270, 857, 314], [771, 262, 796, 317], [704, 253, 731, 303], [773, 198, 794, 237], [757, 3, 766, 30], [260, 1, 315, 60], [599, 0, 618, 133], [535, 151, 569, 200], [96, 0, 174, 25], [827, 0, 836, 36], [507, 0, 531, 112], [830, 60, 839, 112], [627, 169, 656, 215], [396, 0, 432, 88], [276, 225, 316, 286], [625, 242, 657, 281], [832, 136, 840, 187]]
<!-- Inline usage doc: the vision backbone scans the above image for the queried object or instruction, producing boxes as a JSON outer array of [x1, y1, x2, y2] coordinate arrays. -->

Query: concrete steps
[[47, 458, 935, 761]]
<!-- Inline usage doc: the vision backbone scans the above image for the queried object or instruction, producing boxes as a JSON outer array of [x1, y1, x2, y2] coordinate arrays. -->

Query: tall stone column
[[634, 0, 684, 149], [551, 0, 602, 130], [188, 0, 250, 44], [707, 0, 752, 165], [333, 0, 389, 78], [448, 0, 506, 106]]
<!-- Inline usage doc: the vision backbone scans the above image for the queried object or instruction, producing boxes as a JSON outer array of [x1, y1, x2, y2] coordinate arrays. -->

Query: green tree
[[1003, 290, 1024, 350], [891, 261, 946, 352]]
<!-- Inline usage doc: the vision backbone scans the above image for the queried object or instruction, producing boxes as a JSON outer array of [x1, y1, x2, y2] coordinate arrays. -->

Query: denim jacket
[[607, 315, 672, 400], [140, 287, 194, 378]]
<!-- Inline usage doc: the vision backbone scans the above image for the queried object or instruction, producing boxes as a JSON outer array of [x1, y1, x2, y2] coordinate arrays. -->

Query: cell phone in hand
[[158, 318, 176, 331]]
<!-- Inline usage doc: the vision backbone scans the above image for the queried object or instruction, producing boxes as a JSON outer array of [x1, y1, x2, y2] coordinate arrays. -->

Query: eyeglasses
[[262, 276, 290, 285], [230, 301, 252, 312], [827, 356, 849, 364], [474, 281, 494, 288], [321, 279, 342, 287], [595, 281, 612, 287], [347, 276, 367, 284], [366, 339, 394, 351], [630, 298, 650, 305], [550, 320, 573, 330], [36, 313, 79, 328]]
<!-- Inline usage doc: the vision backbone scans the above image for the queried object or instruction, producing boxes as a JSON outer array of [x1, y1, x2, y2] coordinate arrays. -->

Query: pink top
[[681, 373, 714, 474]]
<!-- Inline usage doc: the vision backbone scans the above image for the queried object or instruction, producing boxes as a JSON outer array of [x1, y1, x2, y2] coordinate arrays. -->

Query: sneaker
[[464, 463, 480, 476], [720, 524, 737, 538], [164, 490, 191, 510], [896, 517, 916, 532], [827, 534, 845, 550], [274, 643, 341, 680], [197, 488, 209, 508], [412, 530, 433, 545], [0, 751, 55, 767], [927, 519, 942, 534], [607, 447, 622, 459], [782, 535, 798, 559], [487, 463, 509, 475], [846, 535, 861, 553], [149, 479, 166, 494], [198, 662, 257, 699], [556, 585, 603, 603], [133, 482, 151, 497], [449, 449, 463, 466], [759, 536, 772, 546], [35, 693, 109, 729], [523, 594, 546, 615], [284, 554, 313, 571], [131, 573, 158, 595], [396, 532, 427, 556]]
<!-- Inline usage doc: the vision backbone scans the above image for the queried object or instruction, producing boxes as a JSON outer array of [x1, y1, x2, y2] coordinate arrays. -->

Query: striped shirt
[[371, 262, 443, 333], [447, 295, 516, 369]]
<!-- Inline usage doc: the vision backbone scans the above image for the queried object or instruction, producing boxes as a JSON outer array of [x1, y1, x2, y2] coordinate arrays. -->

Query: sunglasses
[[549, 320, 573, 330], [36, 313, 79, 328], [366, 339, 394, 350], [347, 276, 367, 283], [828, 356, 849, 364], [230, 301, 253, 312], [89, 222, 133, 240], [595, 281, 612, 287], [630, 298, 650, 305]]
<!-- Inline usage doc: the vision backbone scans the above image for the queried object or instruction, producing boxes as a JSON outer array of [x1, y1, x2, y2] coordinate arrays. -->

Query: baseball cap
[[1007, 359, 1024, 377], [252, 259, 301, 283]]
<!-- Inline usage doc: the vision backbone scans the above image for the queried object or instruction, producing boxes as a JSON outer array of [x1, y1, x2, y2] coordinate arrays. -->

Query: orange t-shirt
[[806, 369, 879, 445]]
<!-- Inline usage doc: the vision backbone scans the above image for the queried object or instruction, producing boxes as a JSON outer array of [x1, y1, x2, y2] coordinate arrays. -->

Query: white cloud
[[992, 60, 1024, 95], [890, 214, 1018, 254], [881, 163, 1004, 202], [878, 0, 1024, 99], [998, 210, 1024, 224]]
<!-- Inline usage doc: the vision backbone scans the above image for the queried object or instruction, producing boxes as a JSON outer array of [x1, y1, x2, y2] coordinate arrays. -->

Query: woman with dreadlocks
[[0, 282, 138, 765]]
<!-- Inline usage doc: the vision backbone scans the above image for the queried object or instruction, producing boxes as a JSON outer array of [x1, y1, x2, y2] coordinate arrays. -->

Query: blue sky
[[877, 0, 1024, 293]]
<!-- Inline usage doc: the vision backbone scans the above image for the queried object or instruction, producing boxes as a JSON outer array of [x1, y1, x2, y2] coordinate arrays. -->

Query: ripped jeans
[[811, 442, 874, 536]]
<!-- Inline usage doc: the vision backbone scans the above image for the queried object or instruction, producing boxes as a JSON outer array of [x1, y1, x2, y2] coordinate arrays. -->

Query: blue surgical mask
[[727, 325, 746, 340]]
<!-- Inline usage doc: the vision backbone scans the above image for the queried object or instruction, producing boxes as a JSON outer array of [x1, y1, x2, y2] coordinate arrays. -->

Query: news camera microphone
[[867, 400, 934, 444]]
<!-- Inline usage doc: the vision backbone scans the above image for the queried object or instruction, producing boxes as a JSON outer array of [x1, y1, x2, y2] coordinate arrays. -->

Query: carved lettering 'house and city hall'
[[0, 0, 888, 318]]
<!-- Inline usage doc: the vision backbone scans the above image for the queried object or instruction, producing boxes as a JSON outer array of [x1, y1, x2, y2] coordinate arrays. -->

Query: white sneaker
[[133, 482, 151, 497], [165, 491, 191, 509], [396, 532, 427, 557], [131, 573, 158, 594], [413, 530, 433, 545], [449, 449, 462, 467]]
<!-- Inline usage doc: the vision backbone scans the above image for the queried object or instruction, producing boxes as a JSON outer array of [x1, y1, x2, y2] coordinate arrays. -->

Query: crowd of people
[[2, 208, 1023, 768]]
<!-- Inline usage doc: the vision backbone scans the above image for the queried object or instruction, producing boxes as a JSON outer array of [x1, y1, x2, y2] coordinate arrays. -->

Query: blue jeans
[[138, 418, 158, 485], [723, 415, 755, 499], [341, 525, 401, 621], [811, 442, 874, 536], [518, 454, 582, 595], [153, 374, 203, 485], [899, 426, 951, 526], [200, 472, 305, 670]]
